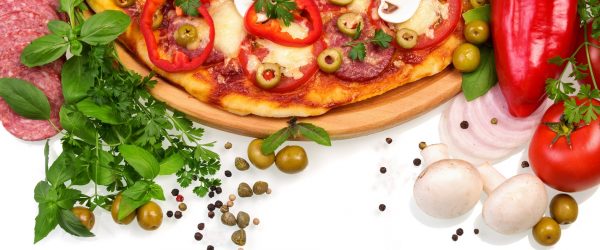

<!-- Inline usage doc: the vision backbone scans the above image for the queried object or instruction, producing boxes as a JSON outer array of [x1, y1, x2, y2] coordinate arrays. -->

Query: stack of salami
[[0, 0, 64, 140]]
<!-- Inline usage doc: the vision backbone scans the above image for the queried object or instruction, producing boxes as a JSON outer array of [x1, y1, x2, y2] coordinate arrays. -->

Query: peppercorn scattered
[[266, 188, 272, 194], [176, 194, 184, 202], [491, 117, 498, 125], [238, 182, 253, 197], [174, 211, 183, 219], [419, 141, 427, 150], [456, 228, 464, 236], [208, 211, 215, 219], [227, 201, 234, 207], [194, 232, 203, 241], [210, 186, 217, 191], [225, 170, 232, 177], [224, 142, 233, 149], [380, 167, 387, 174], [452, 234, 458, 241], [166, 210, 173, 218], [521, 161, 530, 168], [215, 200, 223, 208], [208, 191, 215, 198], [237, 211, 250, 228], [216, 186, 223, 194], [413, 158, 422, 166], [379, 204, 386, 211], [207, 203, 216, 211], [178, 203, 187, 211], [253, 181, 269, 195], [253, 218, 260, 226], [474, 228, 480, 234], [385, 138, 393, 144], [197, 223, 205, 230], [171, 189, 179, 196], [207, 245, 214, 250], [460, 121, 469, 129], [235, 157, 250, 171], [229, 194, 236, 201]]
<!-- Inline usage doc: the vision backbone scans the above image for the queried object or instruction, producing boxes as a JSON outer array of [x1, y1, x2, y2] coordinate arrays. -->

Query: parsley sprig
[[175, 0, 201, 16], [545, 0, 600, 125], [344, 29, 393, 61], [255, 0, 297, 26]]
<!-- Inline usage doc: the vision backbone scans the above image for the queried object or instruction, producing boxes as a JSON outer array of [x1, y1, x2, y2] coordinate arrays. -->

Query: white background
[[1, 99, 599, 250]]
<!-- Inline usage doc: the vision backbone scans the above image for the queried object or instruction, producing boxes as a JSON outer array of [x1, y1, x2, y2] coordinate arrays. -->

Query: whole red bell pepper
[[492, 0, 579, 117], [140, 0, 215, 72]]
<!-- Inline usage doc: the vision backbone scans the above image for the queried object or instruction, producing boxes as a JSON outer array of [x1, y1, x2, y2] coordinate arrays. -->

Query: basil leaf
[[0, 78, 51, 120], [100, 125, 131, 146], [119, 144, 160, 179], [44, 140, 50, 179], [462, 46, 497, 101], [297, 123, 331, 146], [463, 4, 491, 24], [261, 127, 291, 155], [80, 10, 130, 45], [34, 202, 60, 243], [58, 209, 94, 237], [59, 0, 84, 13], [47, 152, 76, 186], [89, 150, 116, 185], [48, 20, 71, 36], [76, 98, 123, 124], [34, 181, 52, 203], [149, 183, 165, 201], [159, 152, 185, 175], [20, 34, 68, 67], [122, 181, 152, 201], [60, 106, 97, 145], [56, 188, 82, 209], [118, 193, 150, 220]]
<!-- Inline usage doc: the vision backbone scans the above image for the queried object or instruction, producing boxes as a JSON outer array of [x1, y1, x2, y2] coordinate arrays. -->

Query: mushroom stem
[[421, 144, 449, 166], [477, 162, 507, 194]]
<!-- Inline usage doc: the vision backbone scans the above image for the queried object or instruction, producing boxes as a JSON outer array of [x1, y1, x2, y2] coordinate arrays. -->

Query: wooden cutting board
[[117, 45, 461, 139]]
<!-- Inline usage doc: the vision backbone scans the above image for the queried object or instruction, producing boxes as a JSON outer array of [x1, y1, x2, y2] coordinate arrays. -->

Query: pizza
[[87, 0, 465, 117]]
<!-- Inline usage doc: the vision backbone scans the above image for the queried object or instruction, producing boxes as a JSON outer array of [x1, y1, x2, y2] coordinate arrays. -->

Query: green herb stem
[[583, 24, 599, 90]]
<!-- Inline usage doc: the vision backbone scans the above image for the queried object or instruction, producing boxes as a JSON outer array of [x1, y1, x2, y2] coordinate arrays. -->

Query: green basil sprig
[[261, 118, 331, 155], [0, 78, 51, 120]]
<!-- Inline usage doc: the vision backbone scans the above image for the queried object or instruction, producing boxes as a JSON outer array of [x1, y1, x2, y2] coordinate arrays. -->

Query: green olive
[[111, 194, 136, 225], [452, 43, 481, 72], [255, 63, 282, 89], [114, 0, 135, 8], [469, 0, 488, 8], [328, 0, 353, 6], [396, 28, 418, 49], [247, 139, 275, 169], [464, 20, 490, 45], [550, 194, 578, 225], [317, 49, 343, 73], [336, 13, 364, 37], [175, 24, 198, 47], [71, 206, 95, 230], [136, 201, 163, 231], [152, 10, 164, 30], [532, 217, 561, 246], [275, 145, 308, 174]]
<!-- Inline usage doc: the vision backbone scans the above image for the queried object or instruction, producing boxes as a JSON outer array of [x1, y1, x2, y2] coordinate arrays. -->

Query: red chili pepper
[[492, 0, 579, 117], [140, 0, 215, 72], [244, 0, 322, 47]]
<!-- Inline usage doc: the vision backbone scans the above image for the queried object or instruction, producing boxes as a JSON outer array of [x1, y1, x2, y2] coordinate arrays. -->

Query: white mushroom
[[413, 144, 483, 219], [479, 162, 548, 234]]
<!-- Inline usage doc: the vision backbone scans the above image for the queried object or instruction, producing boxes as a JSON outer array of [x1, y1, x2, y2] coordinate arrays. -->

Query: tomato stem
[[545, 116, 575, 150]]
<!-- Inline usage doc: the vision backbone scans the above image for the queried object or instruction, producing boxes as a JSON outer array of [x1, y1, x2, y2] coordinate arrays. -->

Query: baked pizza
[[87, 0, 465, 117]]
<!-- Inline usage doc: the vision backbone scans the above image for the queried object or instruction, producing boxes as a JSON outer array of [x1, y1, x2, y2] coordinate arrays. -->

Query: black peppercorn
[[174, 211, 182, 219], [166, 211, 173, 218], [208, 191, 215, 198], [413, 158, 422, 166], [379, 204, 386, 211], [385, 138, 393, 144], [208, 211, 215, 218], [210, 186, 217, 191], [456, 228, 464, 236], [171, 189, 179, 196], [474, 228, 480, 235], [521, 161, 530, 168], [380, 167, 387, 174], [224, 170, 232, 177], [207, 203, 216, 211], [215, 200, 223, 208], [198, 223, 205, 230], [194, 232, 203, 241], [207, 245, 214, 250], [452, 234, 458, 241], [216, 186, 223, 194], [460, 121, 469, 129]]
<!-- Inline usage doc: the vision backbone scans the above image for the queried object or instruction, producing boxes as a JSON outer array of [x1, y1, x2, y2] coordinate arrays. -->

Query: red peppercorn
[[176, 194, 184, 202]]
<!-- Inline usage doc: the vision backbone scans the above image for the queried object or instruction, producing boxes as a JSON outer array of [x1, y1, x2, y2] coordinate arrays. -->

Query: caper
[[328, 0, 353, 6], [231, 229, 247, 246], [255, 63, 282, 89], [247, 139, 275, 169], [114, 0, 135, 8], [238, 182, 253, 197], [469, 0, 488, 8], [221, 212, 237, 226], [396, 28, 418, 49], [175, 24, 198, 47], [152, 10, 164, 30], [252, 181, 269, 195], [550, 194, 578, 224], [235, 157, 250, 171], [237, 211, 250, 229], [317, 49, 343, 73], [336, 13, 364, 37]]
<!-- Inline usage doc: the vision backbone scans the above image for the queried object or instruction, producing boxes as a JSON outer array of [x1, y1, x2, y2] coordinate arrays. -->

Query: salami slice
[[0, 11, 51, 36], [324, 15, 395, 82], [0, 0, 58, 21]]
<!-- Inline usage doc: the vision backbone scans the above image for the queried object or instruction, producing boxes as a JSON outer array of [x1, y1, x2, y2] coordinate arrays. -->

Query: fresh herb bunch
[[255, 0, 297, 26], [344, 29, 393, 61], [261, 117, 331, 155], [5, 0, 221, 243], [545, 0, 600, 124], [175, 0, 201, 16]]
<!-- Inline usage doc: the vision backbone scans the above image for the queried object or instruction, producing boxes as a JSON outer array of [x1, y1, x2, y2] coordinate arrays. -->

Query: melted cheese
[[279, 21, 309, 39], [209, 0, 247, 58], [347, 0, 371, 13], [256, 39, 313, 80], [395, 0, 449, 38]]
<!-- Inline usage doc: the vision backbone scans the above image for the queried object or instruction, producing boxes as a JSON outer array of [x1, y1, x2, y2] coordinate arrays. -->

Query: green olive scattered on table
[[275, 145, 308, 174], [136, 201, 163, 231], [464, 20, 490, 45], [452, 43, 481, 72], [550, 193, 578, 225], [247, 139, 275, 169], [317, 49, 343, 73], [111, 193, 136, 225], [71, 206, 95, 230], [532, 217, 561, 246]]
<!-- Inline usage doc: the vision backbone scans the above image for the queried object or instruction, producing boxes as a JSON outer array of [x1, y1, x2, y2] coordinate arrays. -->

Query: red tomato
[[238, 37, 325, 93], [575, 22, 600, 89], [529, 99, 600, 192], [367, 0, 462, 50]]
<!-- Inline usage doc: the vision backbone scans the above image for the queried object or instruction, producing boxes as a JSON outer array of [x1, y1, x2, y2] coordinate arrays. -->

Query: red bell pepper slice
[[140, 0, 215, 72], [244, 0, 322, 47]]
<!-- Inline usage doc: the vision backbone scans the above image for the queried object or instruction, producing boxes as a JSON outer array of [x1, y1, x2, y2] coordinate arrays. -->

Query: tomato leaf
[[0, 78, 51, 120], [297, 123, 331, 146], [462, 46, 497, 101], [57, 209, 94, 238], [119, 145, 160, 179], [261, 127, 292, 155]]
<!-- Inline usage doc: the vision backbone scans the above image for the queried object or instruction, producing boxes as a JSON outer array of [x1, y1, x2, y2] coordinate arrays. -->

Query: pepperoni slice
[[324, 15, 395, 82]]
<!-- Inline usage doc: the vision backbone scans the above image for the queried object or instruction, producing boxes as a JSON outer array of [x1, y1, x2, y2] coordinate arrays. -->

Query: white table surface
[[1, 99, 598, 250]]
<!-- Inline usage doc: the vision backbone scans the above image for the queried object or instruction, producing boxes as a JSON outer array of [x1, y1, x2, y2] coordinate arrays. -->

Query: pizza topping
[[344, 29, 393, 61], [378, 0, 421, 24], [259, 39, 314, 79], [233, 0, 255, 17], [174, 23, 199, 47], [317, 48, 343, 73], [347, 0, 371, 13], [256, 63, 283, 89], [140, 0, 215, 72], [395, 28, 418, 49], [209, 0, 247, 58], [245, 0, 323, 47], [152, 9, 164, 29], [114, 0, 136, 8], [336, 13, 364, 38], [395, 0, 461, 49], [328, 0, 353, 6]]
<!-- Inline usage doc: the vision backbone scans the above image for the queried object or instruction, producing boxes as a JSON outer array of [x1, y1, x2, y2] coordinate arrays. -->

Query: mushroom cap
[[414, 159, 483, 219], [482, 174, 548, 234]]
